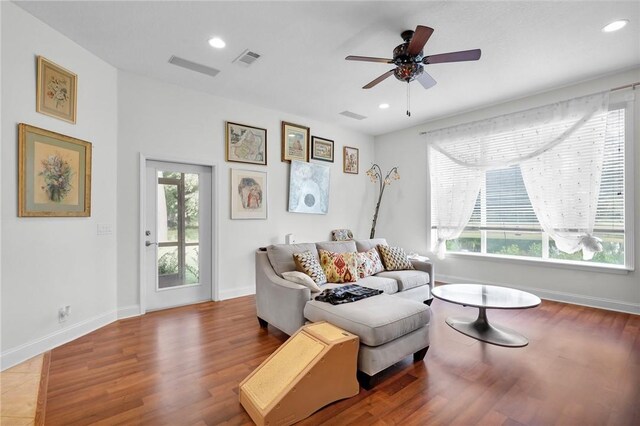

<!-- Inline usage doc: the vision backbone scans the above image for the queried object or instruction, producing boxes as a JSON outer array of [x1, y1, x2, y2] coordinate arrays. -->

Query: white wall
[[1, 2, 119, 368], [374, 68, 640, 314], [117, 71, 375, 311]]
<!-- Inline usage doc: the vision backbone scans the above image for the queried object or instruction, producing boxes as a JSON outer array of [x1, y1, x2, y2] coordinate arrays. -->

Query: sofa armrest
[[255, 250, 311, 335], [410, 258, 434, 291]]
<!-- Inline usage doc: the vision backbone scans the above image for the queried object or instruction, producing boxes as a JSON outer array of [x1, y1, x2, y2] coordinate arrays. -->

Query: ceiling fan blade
[[423, 49, 481, 64], [407, 25, 434, 56], [363, 69, 395, 89], [416, 71, 437, 89], [346, 55, 394, 63]]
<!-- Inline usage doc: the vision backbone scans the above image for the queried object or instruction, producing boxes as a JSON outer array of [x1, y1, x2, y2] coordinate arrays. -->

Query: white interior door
[[144, 160, 212, 311]]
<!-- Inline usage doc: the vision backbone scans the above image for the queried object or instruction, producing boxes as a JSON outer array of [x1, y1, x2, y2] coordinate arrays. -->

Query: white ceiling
[[14, 1, 640, 136]]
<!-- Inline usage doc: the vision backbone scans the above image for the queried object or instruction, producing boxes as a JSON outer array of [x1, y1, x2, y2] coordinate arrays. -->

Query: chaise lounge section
[[255, 238, 434, 386]]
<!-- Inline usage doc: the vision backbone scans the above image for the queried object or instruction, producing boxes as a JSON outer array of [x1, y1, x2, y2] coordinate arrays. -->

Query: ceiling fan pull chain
[[406, 82, 411, 117]]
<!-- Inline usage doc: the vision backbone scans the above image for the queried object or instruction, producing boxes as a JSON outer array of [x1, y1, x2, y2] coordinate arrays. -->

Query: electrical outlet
[[58, 305, 70, 323]]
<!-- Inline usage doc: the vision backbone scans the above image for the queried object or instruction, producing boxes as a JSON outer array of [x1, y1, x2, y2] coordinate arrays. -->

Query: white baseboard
[[118, 305, 142, 319], [218, 285, 255, 301], [0, 309, 117, 371], [437, 274, 640, 314]]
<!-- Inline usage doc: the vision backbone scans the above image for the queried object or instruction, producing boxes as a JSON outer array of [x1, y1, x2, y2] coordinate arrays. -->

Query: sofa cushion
[[316, 240, 357, 253], [355, 238, 388, 253], [293, 251, 327, 285], [318, 249, 358, 284], [267, 243, 318, 277], [304, 293, 430, 346], [378, 245, 415, 271], [281, 271, 322, 292], [375, 270, 430, 291], [356, 248, 384, 278], [357, 276, 398, 294]]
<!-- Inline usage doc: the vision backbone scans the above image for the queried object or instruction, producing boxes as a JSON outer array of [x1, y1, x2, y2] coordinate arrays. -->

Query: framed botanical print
[[225, 121, 267, 165], [36, 56, 78, 124], [281, 121, 309, 162], [18, 123, 92, 217], [311, 136, 334, 162], [230, 168, 267, 219], [343, 146, 359, 174]]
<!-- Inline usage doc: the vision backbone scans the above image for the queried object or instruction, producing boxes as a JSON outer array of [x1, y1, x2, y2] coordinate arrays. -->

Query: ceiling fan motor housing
[[393, 41, 424, 82]]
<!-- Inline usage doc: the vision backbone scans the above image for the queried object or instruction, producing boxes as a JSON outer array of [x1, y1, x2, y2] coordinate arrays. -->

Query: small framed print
[[36, 56, 78, 124], [311, 136, 334, 162], [225, 121, 267, 165], [230, 168, 267, 219], [343, 146, 359, 174], [18, 123, 91, 217], [281, 121, 309, 162]]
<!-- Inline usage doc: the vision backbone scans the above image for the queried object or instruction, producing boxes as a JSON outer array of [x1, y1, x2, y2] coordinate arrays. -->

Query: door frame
[[138, 153, 219, 315]]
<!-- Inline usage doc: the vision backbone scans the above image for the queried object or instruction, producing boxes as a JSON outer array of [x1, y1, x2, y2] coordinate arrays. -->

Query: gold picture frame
[[36, 56, 78, 124], [281, 121, 309, 162], [311, 136, 334, 162], [18, 123, 92, 217], [343, 146, 359, 174], [225, 121, 267, 165]]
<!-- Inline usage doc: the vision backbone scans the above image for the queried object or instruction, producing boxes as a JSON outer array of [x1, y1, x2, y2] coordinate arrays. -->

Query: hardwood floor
[[44, 295, 639, 425]]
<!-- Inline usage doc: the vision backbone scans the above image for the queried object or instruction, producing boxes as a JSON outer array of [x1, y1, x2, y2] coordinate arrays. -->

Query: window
[[433, 107, 630, 268]]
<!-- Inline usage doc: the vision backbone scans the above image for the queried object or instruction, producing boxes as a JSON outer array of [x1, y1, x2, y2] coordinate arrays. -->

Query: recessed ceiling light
[[379, 103, 390, 109], [602, 20, 629, 33], [208, 37, 226, 48]]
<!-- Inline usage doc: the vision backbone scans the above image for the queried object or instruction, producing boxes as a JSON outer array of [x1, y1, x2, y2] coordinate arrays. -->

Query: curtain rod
[[611, 81, 639, 91], [419, 82, 639, 135]]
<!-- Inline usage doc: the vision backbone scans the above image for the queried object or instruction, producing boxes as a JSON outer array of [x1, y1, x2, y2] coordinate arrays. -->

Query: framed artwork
[[225, 121, 267, 165], [18, 123, 91, 217], [311, 136, 334, 162], [230, 168, 267, 219], [281, 121, 309, 162], [288, 160, 330, 215], [343, 146, 359, 174], [36, 56, 77, 124]]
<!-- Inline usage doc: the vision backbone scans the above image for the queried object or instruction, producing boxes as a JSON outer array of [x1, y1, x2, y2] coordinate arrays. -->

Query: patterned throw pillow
[[356, 248, 384, 278], [318, 249, 358, 283], [377, 245, 415, 271], [293, 251, 327, 285]]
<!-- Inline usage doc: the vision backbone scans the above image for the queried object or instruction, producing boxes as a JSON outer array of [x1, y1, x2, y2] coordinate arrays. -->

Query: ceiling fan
[[346, 25, 481, 115]]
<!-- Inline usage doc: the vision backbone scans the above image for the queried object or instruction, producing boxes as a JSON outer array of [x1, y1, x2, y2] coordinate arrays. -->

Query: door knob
[[145, 240, 157, 247]]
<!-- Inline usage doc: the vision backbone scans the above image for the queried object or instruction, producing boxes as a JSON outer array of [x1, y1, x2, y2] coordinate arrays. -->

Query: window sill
[[441, 251, 632, 275]]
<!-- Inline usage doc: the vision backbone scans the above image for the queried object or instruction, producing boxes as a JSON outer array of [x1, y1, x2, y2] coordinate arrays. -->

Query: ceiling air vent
[[168, 55, 220, 77], [339, 111, 367, 120], [233, 49, 261, 67]]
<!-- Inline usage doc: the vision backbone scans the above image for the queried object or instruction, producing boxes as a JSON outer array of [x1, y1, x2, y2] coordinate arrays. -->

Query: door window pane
[[158, 183, 178, 243], [185, 245, 199, 285], [184, 173, 200, 243], [156, 170, 201, 289]]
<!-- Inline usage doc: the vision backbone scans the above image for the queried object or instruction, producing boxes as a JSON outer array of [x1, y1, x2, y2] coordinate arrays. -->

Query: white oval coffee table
[[432, 284, 541, 347]]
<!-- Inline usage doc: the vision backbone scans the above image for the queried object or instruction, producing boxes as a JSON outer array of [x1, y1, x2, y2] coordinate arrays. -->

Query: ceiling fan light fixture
[[379, 103, 390, 109], [602, 19, 628, 32], [208, 37, 226, 48]]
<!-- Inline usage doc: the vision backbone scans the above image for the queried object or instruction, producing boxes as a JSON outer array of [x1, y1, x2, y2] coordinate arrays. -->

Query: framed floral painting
[[225, 121, 267, 165], [36, 56, 78, 124], [18, 123, 92, 217], [281, 121, 309, 162], [230, 168, 267, 219], [343, 146, 359, 174]]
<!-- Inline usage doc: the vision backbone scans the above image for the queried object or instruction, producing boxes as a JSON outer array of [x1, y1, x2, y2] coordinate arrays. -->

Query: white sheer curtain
[[426, 91, 610, 259], [429, 148, 482, 258]]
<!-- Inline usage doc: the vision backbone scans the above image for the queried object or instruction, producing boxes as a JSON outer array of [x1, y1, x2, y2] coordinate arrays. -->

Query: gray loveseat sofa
[[255, 238, 434, 386]]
